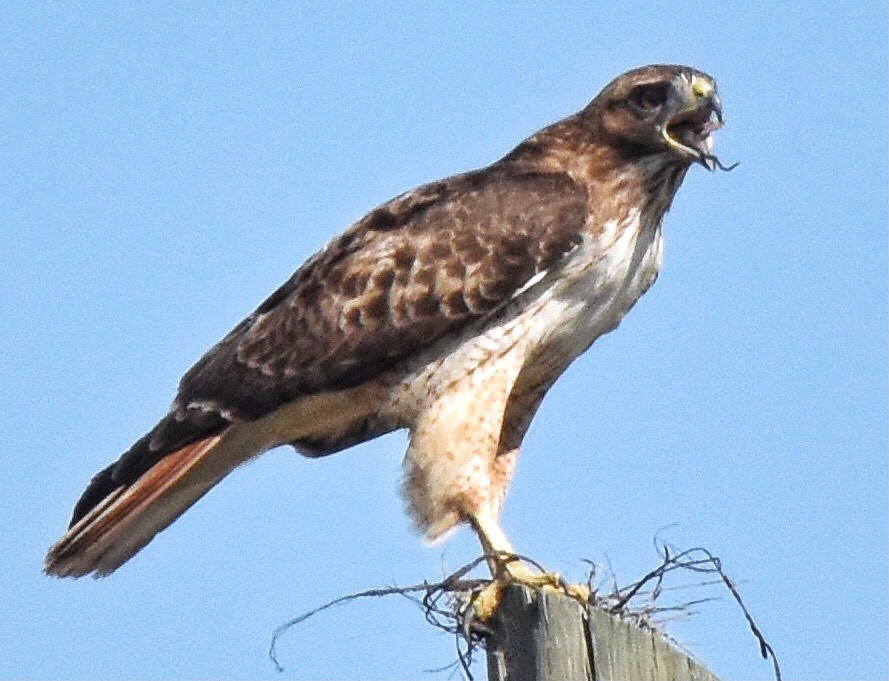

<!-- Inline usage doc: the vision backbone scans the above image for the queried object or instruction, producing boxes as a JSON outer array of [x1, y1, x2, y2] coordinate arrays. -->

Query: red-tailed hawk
[[46, 64, 728, 582]]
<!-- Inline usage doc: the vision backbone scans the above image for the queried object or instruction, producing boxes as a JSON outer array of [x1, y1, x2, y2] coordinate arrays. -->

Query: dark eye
[[630, 84, 669, 112]]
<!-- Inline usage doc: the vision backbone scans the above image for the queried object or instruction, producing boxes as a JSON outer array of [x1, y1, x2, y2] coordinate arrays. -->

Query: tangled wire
[[269, 542, 781, 681]]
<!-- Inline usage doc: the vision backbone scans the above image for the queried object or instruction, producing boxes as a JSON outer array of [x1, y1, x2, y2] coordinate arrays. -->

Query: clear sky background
[[1, 3, 886, 680]]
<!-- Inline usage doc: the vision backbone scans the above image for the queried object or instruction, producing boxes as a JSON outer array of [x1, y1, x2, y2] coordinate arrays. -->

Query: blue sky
[[1, 3, 886, 680]]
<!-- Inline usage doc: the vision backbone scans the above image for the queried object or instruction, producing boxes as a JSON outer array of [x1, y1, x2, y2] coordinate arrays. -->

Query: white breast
[[565, 209, 662, 340], [505, 208, 663, 370], [387, 209, 664, 419]]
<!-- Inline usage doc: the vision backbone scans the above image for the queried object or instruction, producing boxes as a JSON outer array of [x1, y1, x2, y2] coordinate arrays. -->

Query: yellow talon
[[466, 514, 590, 620], [471, 560, 591, 621], [472, 580, 507, 621]]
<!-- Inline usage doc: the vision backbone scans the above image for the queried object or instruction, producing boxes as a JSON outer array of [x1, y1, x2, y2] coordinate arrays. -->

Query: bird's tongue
[[670, 109, 723, 155]]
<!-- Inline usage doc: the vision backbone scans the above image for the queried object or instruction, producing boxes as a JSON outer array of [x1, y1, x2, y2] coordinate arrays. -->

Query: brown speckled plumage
[[46, 64, 727, 578]]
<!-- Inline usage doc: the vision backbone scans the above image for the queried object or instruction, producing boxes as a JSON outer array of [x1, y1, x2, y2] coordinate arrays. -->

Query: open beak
[[661, 77, 725, 170]]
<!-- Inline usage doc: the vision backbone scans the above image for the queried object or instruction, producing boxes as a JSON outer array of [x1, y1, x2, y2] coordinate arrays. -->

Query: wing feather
[[178, 167, 588, 422], [46, 164, 588, 576]]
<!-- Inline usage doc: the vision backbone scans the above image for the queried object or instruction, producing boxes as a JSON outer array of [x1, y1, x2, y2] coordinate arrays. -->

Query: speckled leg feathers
[[402, 359, 522, 546]]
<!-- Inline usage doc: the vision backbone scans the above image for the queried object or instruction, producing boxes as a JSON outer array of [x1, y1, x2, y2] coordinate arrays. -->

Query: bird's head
[[589, 64, 734, 172]]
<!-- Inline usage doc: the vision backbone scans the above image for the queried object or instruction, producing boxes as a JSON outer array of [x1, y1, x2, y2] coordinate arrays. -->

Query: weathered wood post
[[485, 584, 721, 681]]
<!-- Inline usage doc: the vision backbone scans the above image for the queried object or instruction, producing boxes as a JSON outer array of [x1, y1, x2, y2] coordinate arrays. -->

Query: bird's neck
[[507, 117, 690, 229]]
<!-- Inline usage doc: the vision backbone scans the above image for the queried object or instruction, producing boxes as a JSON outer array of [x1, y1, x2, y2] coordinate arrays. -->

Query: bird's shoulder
[[177, 162, 590, 419]]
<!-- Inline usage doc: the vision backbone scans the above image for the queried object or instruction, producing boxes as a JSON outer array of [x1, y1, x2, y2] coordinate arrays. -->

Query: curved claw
[[460, 601, 475, 645], [470, 559, 592, 622]]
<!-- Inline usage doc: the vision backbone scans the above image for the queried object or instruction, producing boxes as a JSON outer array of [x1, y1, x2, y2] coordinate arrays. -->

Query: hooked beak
[[661, 76, 726, 170]]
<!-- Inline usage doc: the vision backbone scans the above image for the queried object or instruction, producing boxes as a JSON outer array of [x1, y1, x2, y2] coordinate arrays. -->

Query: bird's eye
[[630, 84, 669, 112]]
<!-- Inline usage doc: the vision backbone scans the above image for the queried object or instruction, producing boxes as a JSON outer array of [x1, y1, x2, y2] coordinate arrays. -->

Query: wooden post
[[485, 584, 722, 681]]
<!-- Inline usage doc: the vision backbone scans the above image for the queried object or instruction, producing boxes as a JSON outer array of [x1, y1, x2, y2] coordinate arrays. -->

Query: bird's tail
[[44, 434, 229, 578], [45, 387, 382, 578]]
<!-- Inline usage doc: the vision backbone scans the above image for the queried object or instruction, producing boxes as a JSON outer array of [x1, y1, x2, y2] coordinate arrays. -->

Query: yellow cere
[[691, 76, 714, 98]]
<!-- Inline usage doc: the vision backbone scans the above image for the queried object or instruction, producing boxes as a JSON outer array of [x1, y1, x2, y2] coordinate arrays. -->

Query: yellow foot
[[471, 560, 591, 621]]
